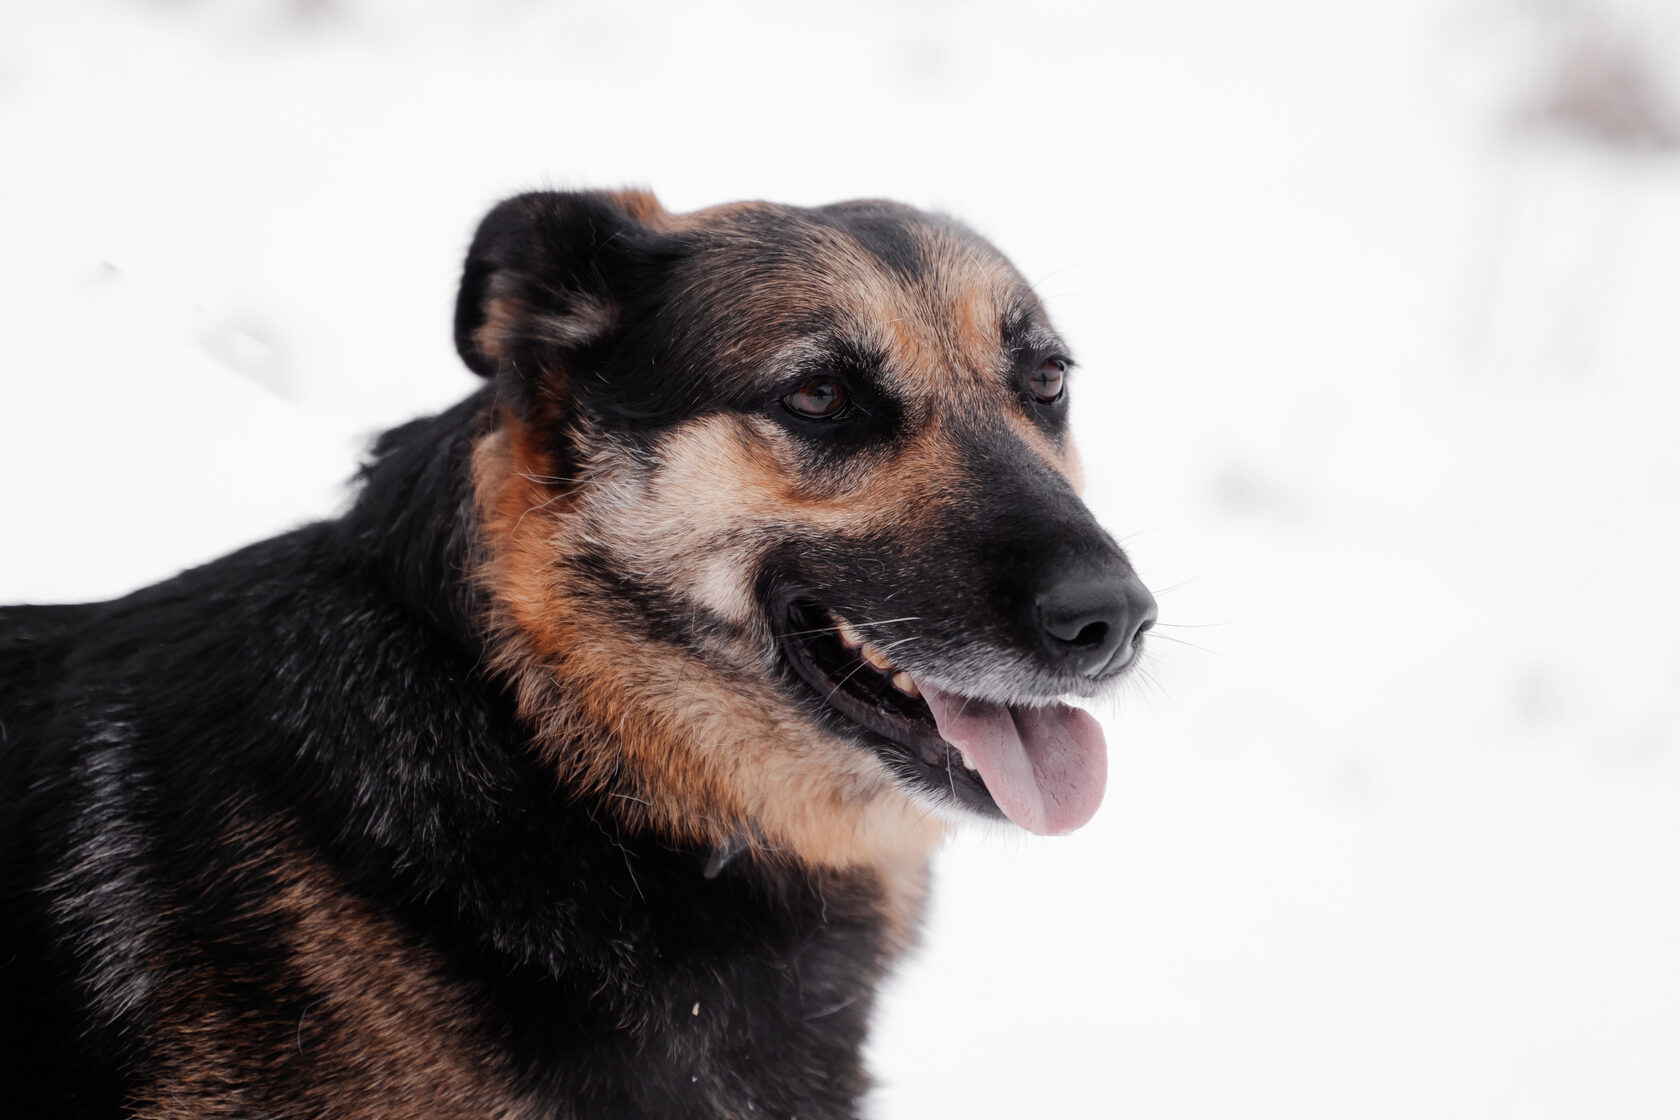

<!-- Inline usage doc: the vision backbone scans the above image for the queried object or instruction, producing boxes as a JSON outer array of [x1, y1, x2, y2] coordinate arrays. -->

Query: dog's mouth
[[774, 596, 1108, 835]]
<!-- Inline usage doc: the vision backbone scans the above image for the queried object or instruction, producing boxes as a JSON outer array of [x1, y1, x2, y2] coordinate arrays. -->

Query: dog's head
[[458, 190, 1153, 865]]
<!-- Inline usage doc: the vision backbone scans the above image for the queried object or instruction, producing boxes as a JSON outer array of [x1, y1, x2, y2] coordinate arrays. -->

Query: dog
[[0, 189, 1155, 1119]]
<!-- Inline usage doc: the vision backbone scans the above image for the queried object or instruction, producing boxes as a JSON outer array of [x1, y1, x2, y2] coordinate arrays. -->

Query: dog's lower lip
[[772, 594, 1000, 814], [776, 597, 939, 747]]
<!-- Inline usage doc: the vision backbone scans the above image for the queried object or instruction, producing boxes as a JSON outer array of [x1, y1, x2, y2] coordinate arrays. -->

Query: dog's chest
[[482, 856, 905, 1119]]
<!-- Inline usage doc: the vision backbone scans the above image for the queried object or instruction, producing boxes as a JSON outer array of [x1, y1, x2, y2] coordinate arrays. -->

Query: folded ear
[[453, 189, 667, 383]]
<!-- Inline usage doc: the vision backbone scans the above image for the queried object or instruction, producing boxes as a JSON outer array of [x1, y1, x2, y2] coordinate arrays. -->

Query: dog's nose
[[1035, 560, 1157, 677]]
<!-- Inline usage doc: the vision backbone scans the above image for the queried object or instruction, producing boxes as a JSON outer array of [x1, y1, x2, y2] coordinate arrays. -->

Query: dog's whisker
[[1142, 632, 1226, 659], [1024, 261, 1094, 294], [823, 659, 879, 707], [773, 616, 921, 639], [821, 637, 923, 706], [1153, 619, 1243, 629], [1143, 572, 1208, 596], [1133, 664, 1175, 711]]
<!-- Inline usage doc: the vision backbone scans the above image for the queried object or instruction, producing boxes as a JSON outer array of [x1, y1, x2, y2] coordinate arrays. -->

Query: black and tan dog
[[0, 190, 1155, 1119]]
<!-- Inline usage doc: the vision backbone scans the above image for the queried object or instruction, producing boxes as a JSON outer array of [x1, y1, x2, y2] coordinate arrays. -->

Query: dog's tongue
[[917, 683, 1107, 835]]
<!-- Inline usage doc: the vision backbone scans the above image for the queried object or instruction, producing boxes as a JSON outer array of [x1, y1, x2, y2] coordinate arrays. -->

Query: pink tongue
[[917, 683, 1107, 835]]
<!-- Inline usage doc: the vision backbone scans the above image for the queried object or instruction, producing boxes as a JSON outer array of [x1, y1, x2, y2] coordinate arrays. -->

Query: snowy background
[[3, 0, 1679, 1115]]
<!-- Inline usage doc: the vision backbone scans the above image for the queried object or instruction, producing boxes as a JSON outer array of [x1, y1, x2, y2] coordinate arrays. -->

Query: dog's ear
[[453, 189, 667, 385]]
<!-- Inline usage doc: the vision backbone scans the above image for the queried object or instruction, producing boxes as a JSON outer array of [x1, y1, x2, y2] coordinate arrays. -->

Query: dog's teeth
[[834, 617, 865, 649], [959, 748, 977, 771], [891, 671, 919, 697], [859, 641, 894, 672]]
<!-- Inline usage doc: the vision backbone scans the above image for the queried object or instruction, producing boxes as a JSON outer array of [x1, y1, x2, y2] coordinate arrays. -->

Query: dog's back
[[0, 602, 95, 759], [1, 601, 115, 1110]]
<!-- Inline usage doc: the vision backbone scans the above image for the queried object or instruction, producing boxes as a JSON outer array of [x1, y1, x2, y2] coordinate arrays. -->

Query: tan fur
[[605, 188, 671, 227], [472, 426, 944, 900], [476, 277, 618, 366], [135, 828, 534, 1120]]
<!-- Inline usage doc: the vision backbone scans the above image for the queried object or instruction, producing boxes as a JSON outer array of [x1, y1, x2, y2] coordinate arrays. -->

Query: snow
[[3, 1, 1678, 1115]]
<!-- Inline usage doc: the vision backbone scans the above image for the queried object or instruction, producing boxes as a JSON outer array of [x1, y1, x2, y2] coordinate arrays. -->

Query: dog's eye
[[1029, 358, 1067, 403], [783, 378, 850, 419]]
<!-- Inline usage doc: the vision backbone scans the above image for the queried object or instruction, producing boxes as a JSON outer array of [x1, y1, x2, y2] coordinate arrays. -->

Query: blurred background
[[3, 0, 1677, 1115]]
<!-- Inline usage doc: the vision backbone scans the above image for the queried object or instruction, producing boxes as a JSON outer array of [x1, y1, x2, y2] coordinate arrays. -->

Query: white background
[[3, 1, 1678, 1116]]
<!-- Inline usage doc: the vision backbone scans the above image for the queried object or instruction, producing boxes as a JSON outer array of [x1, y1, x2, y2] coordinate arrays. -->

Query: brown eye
[[783, 378, 849, 419], [1029, 358, 1067, 403]]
